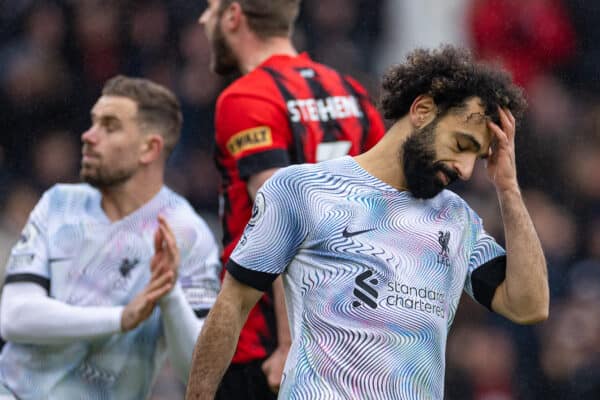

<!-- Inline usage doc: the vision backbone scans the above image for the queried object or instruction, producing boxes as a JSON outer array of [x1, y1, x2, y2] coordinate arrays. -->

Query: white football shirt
[[228, 157, 505, 400]]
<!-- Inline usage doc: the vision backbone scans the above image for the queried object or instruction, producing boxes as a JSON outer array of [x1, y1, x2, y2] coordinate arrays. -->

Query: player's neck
[[237, 36, 297, 74], [354, 120, 411, 191], [100, 172, 164, 222]]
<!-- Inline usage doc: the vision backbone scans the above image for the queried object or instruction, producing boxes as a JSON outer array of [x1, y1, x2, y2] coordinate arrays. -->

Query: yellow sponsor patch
[[226, 126, 273, 156]]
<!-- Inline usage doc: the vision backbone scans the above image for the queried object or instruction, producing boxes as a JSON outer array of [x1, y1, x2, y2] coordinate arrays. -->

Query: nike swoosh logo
[[342, 227, 375, 238]]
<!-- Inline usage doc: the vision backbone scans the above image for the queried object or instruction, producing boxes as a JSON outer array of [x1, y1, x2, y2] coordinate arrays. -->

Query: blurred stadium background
[[0, 0, 599, 398]]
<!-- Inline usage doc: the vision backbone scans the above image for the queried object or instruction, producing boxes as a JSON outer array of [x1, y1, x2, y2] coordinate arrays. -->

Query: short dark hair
[[219, 0, 300, 39], [381, 45, 527, 124], [102, 75, 182, 157]]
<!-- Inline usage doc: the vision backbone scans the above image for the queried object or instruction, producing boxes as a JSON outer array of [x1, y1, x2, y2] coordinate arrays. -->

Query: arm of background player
[[1, 265, 175, 345], [185, 272, 264, 400], [157, 215, 221, 384], [159, 283, 203, 383], [215, 92, 291, 184], [247, 168, 280, 200], [1, 282, 123, 345]]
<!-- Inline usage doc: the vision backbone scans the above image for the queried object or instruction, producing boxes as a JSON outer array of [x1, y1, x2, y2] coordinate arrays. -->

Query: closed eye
[[456, 139, 488, 159], [454, 132, 482, 154]]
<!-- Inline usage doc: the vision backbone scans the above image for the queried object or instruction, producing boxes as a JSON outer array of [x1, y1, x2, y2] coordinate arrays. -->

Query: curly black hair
[[380, 45, 527, 125]]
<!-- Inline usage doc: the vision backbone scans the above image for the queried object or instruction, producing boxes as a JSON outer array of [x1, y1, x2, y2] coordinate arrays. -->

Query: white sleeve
[[173, 215, 221, 314], [158, 283, 203, 384], [228, 169, 308, 291], [0, 282, 123, 345], [4, 190, 52, 284], [159, 212, 221, 383]]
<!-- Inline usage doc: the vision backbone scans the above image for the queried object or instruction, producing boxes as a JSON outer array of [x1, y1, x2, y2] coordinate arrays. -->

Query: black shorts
[[215, 359, 278, 400]]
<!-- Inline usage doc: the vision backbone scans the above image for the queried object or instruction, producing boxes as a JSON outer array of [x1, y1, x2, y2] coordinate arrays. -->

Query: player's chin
[[79, 167, 97, 183], [80, 158, 98, 170]]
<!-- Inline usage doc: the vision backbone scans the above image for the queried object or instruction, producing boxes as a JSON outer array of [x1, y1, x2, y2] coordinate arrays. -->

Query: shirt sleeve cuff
[[4, 273, 50, 293], [471, 255, 507, 311], [112, 306, 125, 333], [226, 259, 279, 292]]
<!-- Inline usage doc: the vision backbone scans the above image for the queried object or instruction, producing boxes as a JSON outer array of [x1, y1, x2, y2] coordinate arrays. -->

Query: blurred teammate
[[186, 46, 549, 400], [0, 76, 221, 399], [191, 0, 385, 398]]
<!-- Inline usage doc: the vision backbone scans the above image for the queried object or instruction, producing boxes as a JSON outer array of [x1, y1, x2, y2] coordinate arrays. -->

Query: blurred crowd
[[0, 0, 599, 398]]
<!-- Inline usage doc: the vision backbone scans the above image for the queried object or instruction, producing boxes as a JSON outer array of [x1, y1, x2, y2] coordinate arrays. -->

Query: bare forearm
[[185, 292, 249, 399], [497, 187, 549, 322]]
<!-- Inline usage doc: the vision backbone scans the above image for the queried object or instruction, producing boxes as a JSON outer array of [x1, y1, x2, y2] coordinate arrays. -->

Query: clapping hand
[[151, 215, 181, 281], [121, 216, 180, 332]]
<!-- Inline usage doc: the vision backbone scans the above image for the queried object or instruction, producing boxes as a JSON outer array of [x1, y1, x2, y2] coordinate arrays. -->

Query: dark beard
[[402, 120, 458, 199], [211, 19, 240, 76]]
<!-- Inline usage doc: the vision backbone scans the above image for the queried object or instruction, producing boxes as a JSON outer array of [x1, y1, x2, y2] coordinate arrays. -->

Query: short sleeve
[[227, 168, 308, 291], [4, 190, 51, 291], [216, 92, 292, 180], [463, 210, 506, 310], [170, 212, 221, 317]]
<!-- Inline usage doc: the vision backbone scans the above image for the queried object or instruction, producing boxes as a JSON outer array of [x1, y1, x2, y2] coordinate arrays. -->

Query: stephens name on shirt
[[287, 96, 363, 123]]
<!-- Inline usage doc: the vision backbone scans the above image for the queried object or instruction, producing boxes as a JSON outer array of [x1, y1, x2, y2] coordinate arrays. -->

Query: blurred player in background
[[0, 76, 221, 399], [186, 45, 549, 399], [189, 0, 385, 398]]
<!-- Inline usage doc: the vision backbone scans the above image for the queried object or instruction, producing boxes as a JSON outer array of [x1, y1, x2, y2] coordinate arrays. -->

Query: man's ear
[[221, 1, 243, 32], [140, 134, 165, 164], [409, 95, 437, 128]]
